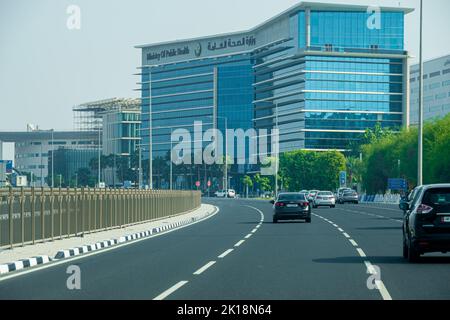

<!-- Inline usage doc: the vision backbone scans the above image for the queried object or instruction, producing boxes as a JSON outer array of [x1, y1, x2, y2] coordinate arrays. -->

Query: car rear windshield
[[318, 192, 333, 196], [278, 194, 306, 201], [344, 191, 356, 195], [422, 188, 450, 213]]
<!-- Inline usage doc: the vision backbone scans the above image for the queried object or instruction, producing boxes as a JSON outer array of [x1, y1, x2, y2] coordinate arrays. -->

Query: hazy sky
[[1, 0, 449, 134]]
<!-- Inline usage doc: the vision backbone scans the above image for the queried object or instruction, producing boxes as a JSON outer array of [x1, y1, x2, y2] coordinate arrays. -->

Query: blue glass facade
[[138, 3, 411, 187]]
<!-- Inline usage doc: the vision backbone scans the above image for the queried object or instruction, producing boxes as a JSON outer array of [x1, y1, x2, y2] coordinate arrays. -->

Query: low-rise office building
[[0, 127, 98, 187]]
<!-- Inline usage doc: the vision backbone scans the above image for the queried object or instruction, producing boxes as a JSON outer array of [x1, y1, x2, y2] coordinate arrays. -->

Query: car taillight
[[275, 202, 285, 207], [301, 201, 309, 206], [417, 204, 433, 214]]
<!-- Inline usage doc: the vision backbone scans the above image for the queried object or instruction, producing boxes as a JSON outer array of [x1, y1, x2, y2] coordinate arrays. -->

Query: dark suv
[[402, 184, 450, 262], [271, 193, 311, 223]]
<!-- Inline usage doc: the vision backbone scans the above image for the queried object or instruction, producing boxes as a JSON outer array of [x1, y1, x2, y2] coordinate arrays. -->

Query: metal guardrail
[[0, 188, 201, 249]]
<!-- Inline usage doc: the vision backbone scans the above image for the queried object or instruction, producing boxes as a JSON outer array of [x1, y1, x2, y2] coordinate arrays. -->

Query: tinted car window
[[318, 192, 333, 196], [412, 187, 423, 207], [278, 194, 306, 201], [422, 188, 450, 213]]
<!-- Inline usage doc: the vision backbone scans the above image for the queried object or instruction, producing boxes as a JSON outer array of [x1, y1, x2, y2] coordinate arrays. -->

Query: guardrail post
[[31, 187, 36, 244], [20, 187, 25, 247], [40, 187, 45, 242], [58, 187, 63, 240], [8, 187, 14, 249], [81, 188, 85, 237], [66, 187, 70, 238], [50, 188, 54, 241]]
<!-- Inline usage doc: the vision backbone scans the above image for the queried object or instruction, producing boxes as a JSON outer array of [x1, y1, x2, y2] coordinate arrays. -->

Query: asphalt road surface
[[0, 199, 449, 300]]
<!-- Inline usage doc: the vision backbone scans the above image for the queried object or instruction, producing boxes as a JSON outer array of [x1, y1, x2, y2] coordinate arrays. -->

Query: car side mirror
[[399, 202, 409, 211], [270, 200, 275, 204]]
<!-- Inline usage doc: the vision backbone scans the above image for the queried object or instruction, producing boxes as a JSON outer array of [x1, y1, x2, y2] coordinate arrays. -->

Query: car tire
[[407, 239, 420, 262], [305, 217, 311, 223], [331, 205, 335, 208], [273, 218, 278, 224], [403, 238, 409, 259]]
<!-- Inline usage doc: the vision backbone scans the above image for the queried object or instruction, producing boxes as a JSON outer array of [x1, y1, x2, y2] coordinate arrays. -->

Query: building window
[[430, 71, 441, 78], [443, 68, 450, 75]]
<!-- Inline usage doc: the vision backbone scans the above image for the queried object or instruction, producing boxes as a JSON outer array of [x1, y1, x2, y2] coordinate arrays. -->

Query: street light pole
[[418, 0, 424, 186], [170, 129, 173, 190], [138, 146, 142, 189], [275, 104, 279, 198], [98, 126, 101, 187], [224, 117, 228, 192], [51, 129, 54, 188]]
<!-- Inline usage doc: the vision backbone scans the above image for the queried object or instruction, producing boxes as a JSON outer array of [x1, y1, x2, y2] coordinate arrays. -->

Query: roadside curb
[[0, 256, 51, 275], [0, 205, 217, 276]]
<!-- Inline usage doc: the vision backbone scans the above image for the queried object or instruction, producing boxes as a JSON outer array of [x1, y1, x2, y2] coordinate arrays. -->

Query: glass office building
[[136, 2, 412, 185]]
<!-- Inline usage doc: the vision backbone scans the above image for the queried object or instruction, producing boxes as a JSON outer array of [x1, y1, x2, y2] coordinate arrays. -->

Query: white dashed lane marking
[[356, 248, 367, 258], [312, 212, 393, 301], [234, 240, 245, 247], [153, 281, 189, 300], [218, 249, 233, 259], [349, 239, 358, 247], [193, 261, 216, 275]]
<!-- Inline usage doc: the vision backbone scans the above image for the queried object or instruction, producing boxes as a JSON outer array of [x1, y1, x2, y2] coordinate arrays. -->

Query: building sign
[[207, 36, 256, 51], [146, 35, 257, 62], [147, 46, 190, 62]]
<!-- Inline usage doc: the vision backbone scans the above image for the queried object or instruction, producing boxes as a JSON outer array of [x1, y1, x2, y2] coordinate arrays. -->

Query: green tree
[[254, 174, 272, 194], [279, 150, 346, 191], [242, 175, 253, 198]]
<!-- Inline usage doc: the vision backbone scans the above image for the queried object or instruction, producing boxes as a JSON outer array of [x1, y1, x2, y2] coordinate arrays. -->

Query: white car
[[215, 189, 236, 198], [313, 191, 336, 208], [214, 190, 227, 198], [227, 189, 236, 198]]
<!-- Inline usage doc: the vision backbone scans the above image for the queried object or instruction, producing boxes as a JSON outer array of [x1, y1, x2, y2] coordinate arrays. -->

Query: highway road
[[0, 199, 450, 300]]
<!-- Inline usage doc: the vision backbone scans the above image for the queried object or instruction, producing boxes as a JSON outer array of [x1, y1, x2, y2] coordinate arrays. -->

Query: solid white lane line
[[234, 240, 245, 247], [376, 280, 393, 301], [218, 249, 233, 259], [356, 248, 367, 257], [349, 239, 358, 247], [153, 281, 189, 300], [193, 261, 216, 275], [244, 234, 252, 239]]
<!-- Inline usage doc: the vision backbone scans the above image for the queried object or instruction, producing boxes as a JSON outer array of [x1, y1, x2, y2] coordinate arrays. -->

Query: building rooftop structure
[[73, 98, 141, 131]]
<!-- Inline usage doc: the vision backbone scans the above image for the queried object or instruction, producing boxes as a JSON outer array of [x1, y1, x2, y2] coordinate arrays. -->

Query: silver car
[[339, 190, 359, 204], [313, 191, 336, 208]]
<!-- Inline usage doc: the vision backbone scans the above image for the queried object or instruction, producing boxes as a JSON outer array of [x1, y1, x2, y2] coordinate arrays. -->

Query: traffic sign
[[339, 171, 347, 186], [388, 178, 407, 191], [0, 160, 12, 174], [195, 181, 200, 188], [207, 180, 211, 187]]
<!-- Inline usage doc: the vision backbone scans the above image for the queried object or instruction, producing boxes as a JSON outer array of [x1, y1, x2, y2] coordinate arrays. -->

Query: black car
[[402, 184, 450, 262], [271, 193, 311, 223]]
